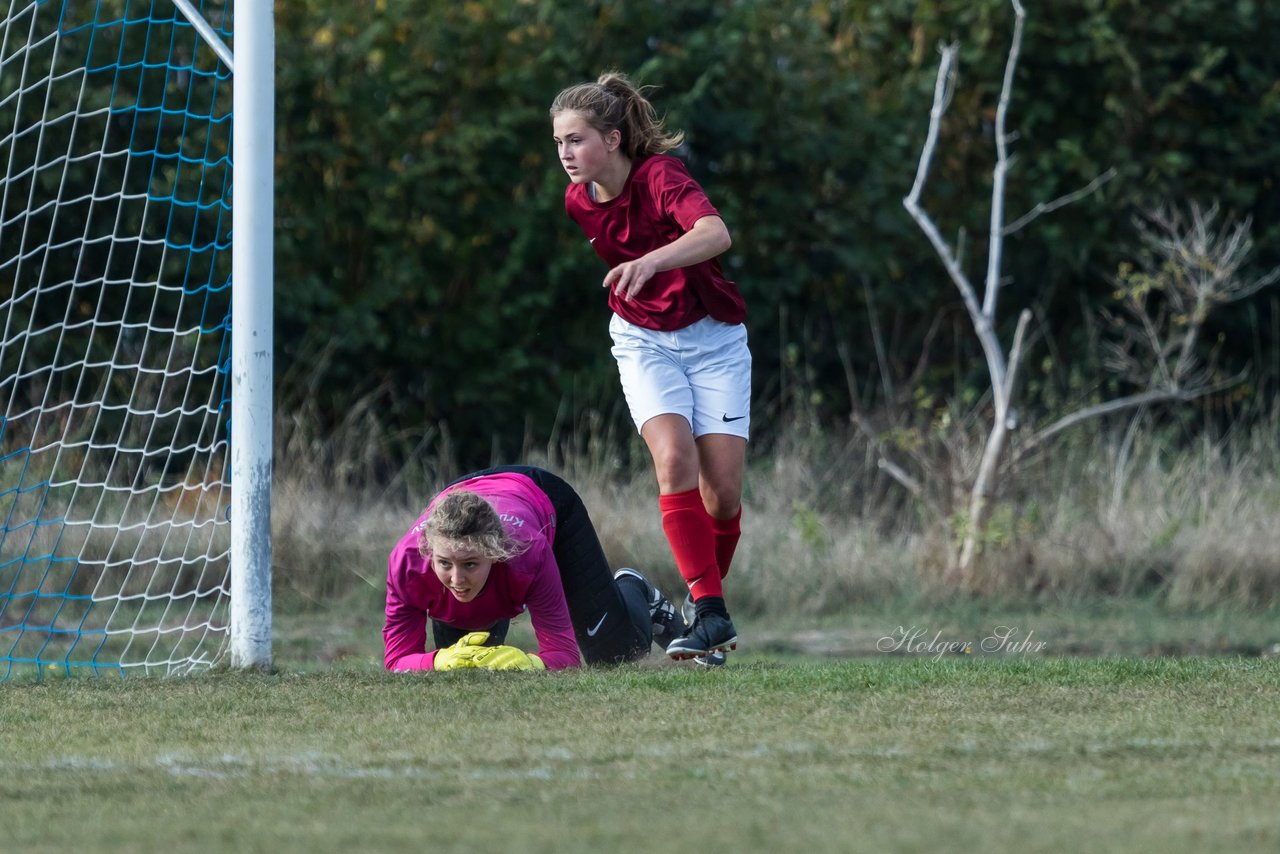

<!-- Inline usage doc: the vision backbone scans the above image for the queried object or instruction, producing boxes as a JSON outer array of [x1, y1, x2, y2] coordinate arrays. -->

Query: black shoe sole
[[667, 637, 738, 660]]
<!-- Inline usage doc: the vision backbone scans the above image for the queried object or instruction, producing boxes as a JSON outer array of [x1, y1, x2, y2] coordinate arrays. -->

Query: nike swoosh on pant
[[586, 613, 608, 637]]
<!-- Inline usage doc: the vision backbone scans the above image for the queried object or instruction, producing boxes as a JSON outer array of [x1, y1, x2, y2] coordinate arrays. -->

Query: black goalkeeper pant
[[431, 465, 651, 665]]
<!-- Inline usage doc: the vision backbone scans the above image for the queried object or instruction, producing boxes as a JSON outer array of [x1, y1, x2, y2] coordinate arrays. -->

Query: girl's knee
[[648, 444, 699, 493], [701, 488, 741, 520]]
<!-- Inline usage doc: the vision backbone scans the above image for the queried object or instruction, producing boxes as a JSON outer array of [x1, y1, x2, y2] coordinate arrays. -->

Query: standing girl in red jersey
[[550, 72, 750, 662]]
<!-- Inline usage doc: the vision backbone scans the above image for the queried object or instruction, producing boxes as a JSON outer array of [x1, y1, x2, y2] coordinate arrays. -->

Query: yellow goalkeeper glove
[[433, 631, 491, 671], [469, 645, 546, 672]]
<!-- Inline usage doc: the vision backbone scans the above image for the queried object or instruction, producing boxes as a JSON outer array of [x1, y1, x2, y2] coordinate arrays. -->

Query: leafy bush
[[271, 0, 1280, 464]]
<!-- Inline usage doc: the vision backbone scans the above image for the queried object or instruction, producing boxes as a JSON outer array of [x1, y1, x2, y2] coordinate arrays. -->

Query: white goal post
[[0, 0, 272, 678], [228, 0, 272, 672]]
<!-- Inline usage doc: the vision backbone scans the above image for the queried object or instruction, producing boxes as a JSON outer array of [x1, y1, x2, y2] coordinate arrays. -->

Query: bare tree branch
[[1000, 308, 1033, 413], [851, 413, 948, 519], [1102, 291, 1176, 387], [1172, 282, 1209, 382], [983, 0, 1025, 321], [877, 456, 924, 499], [1003, 167, 1118, 235], [903, 45, 977, 315], [890, 0, 1278, 585], [903, 41, 1008, 394], [1103, 202, 1280, 398], [956, 308, 1032, 573], [1018, 371, 1245, 457], [1030, 388, 1192, 447]]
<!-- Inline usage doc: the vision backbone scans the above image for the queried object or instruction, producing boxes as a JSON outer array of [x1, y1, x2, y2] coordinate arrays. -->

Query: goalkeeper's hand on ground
[[433, 631, 492, 671], [469, 645, 546, 672]]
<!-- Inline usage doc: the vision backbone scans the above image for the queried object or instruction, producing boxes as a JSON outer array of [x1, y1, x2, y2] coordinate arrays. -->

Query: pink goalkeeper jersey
[[565, 154, 747, 332], [383, 472, 581, 671]]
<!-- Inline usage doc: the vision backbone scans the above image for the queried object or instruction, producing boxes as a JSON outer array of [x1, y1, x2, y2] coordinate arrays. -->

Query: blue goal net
[[0, 0, 235, 678]]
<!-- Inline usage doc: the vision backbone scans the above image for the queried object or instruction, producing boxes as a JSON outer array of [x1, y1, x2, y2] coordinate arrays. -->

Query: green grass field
[[4, 653, 1279, 854]]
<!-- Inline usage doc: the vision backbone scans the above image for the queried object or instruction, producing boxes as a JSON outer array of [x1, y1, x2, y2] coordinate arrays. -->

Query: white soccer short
[[608, 313, 752, 439]]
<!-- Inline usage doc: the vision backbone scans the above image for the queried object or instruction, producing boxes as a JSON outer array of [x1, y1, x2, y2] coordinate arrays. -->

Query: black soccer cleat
[[614, 567, 685, 650], [676, 594, 731, 663], [666, 612, 738, 660]]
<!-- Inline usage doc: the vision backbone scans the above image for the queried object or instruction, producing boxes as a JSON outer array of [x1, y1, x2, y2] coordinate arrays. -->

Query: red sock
[[710, 507, 742, 579], [659, 488, 722, 600]]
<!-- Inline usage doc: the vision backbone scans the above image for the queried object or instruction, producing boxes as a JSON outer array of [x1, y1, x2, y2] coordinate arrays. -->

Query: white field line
[[29, 751, 623, 782], [16, 737, 1280, 781]]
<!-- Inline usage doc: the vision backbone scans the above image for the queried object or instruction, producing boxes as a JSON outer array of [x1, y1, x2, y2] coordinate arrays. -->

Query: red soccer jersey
[[564, 154, 747, 332]]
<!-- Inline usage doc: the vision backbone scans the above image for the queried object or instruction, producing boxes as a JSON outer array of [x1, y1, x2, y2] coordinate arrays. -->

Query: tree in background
[[883, 0, 1279, 582], [269, 0, 1280, 472]]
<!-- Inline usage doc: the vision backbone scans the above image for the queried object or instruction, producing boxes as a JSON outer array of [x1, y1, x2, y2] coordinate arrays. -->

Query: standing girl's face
[[552, 111, 620, 186], [429, 538, 494, 603]]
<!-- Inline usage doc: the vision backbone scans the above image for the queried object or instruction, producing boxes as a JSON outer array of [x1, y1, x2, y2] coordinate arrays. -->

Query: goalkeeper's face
[[430, 539, 495, 603]]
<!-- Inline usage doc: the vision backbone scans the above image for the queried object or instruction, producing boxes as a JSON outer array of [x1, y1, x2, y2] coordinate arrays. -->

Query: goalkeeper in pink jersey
[[550, 72, 750, 663], [383, 466, 683, 672]]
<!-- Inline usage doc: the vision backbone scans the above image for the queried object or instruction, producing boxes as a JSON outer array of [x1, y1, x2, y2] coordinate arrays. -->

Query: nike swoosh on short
[[586, 613, 608, 636], [721, 414, 747, 422]]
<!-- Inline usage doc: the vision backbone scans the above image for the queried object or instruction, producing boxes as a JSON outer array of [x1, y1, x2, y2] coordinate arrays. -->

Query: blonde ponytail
[[550, 71, 684, 160]]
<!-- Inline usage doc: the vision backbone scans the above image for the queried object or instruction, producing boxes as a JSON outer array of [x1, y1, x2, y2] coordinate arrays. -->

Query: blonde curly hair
[[418, 490, 528, 562]]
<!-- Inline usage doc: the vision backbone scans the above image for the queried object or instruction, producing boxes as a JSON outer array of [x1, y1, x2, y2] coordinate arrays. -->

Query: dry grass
[[270, 405, 1280, 614]]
